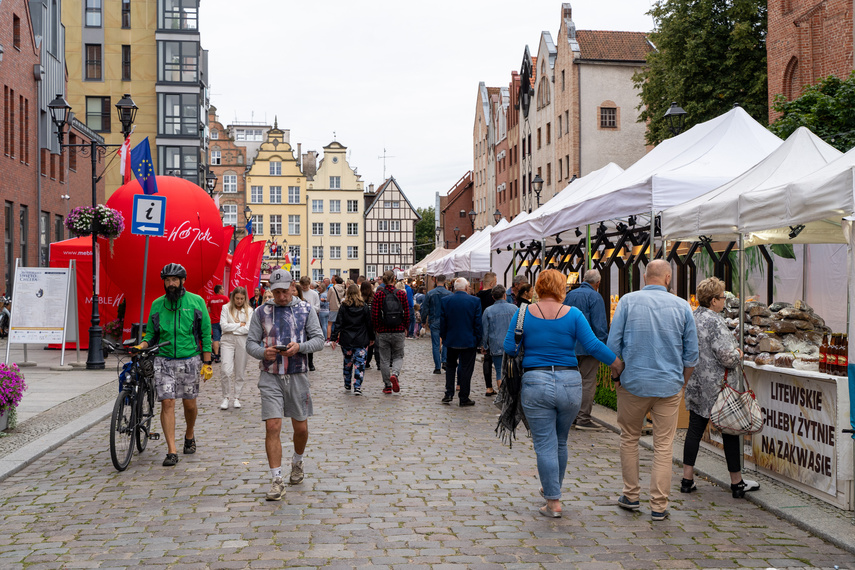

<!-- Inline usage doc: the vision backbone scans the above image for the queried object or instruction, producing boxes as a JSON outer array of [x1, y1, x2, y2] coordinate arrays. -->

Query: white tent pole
[[738, 234, 745, 392]]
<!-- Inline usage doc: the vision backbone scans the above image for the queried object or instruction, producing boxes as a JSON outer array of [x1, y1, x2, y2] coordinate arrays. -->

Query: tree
[[413, 206, 436, 263], [633, 0, 768, 145], [769, 72, 855, 152]]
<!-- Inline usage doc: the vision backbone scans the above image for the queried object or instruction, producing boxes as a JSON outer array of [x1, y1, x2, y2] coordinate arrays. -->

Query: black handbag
[[495, 305, 530, 447]]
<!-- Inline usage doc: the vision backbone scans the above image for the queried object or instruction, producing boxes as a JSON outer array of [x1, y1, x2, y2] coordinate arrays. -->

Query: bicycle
[[102, 338, 170, 471]]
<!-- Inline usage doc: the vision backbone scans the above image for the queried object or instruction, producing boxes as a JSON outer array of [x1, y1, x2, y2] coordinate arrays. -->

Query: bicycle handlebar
[[102, 339, 171, 356]]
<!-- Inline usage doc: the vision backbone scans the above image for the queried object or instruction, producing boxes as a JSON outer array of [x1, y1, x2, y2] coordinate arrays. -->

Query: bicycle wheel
[[136, 377, 156, 453], [110, 389, 135, 471]]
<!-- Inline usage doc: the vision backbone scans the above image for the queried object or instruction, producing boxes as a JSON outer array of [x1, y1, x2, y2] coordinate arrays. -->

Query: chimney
[[297, 143, 302, 169], [563, 3, 572, 20], [368, 183, 375, 194]]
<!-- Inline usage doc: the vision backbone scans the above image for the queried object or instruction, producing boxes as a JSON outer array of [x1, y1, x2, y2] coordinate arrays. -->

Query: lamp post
[[435, 226, 442, 248], [205, 170, 218, 197], [531, 174, 544, 208], [493, 209, 502, 224], [664, 102, 687, 136], [453, 226, 460, 245], [468, 209, 476, 230], [48, 93, 137, 370]]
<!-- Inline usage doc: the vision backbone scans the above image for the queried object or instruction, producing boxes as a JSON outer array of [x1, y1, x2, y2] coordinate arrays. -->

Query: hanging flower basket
[[104, 318, 124, 340], [0, 363, 26, 432], [65, 205, 125, 240]]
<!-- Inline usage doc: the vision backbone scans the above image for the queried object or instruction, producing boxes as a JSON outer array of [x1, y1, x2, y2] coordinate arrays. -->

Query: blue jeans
[[491, 355, 503, 383], [520, 369, 582, 500], [430, 325, 447, 370], [408, 309, 416, 337], [318, 310, 329, 339]]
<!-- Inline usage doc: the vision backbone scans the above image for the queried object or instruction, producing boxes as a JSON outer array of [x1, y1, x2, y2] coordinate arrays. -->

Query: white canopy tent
[[490, 163, 624, 250], [406, 248, 452, 278], [530, 107, 783, 239], [661, 127, 842, 243], [428, 219, 510, 276]]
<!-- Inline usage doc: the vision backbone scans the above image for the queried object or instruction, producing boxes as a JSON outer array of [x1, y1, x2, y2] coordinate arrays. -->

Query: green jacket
[[144, 291, 212, 359]]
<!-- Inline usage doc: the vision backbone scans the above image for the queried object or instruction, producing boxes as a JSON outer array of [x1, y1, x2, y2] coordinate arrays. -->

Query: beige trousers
[[616, 384, 682, 513]]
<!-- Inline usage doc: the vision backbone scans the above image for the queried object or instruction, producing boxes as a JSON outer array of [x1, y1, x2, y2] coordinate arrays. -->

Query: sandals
[[183, 438, 196, 455], [540, 505, 561, 518], [485, 389, 497, 397], [162, 453, 179, 467]]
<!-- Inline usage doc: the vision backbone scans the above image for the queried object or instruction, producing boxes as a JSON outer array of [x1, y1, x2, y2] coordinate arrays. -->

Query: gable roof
[[576, 30, 653, 62], [364, 177, 423, 220]]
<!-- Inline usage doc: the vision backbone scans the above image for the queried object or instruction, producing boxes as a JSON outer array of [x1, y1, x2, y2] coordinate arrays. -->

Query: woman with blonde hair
[[330, 284, 375, 395], [219, 286, 254, 410], [504, 269, 623, 517]]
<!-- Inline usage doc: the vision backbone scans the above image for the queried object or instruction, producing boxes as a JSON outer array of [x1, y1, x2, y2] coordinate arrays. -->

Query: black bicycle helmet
[[160, 263, 187, 280]]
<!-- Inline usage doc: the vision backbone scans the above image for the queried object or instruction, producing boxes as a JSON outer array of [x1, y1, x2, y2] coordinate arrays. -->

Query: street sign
[[131, 194, 167, 236]]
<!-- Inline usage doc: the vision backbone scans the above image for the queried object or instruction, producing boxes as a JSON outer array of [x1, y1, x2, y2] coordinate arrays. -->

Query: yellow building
[[64, 0, 209, 194], [305, 142, 364, 282], [246, 123, 307, 279]]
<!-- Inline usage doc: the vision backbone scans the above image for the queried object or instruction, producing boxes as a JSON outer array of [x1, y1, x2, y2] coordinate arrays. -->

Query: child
[[330, 284, 375, 394], [413, 303, 422, 338]]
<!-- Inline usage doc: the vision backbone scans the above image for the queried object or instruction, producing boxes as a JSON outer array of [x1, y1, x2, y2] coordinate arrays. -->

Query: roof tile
[[576, 30, 652, 62]]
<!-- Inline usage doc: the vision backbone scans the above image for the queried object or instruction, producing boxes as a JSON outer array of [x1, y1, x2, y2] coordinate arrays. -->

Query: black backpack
[[381, 289, 404, 327]]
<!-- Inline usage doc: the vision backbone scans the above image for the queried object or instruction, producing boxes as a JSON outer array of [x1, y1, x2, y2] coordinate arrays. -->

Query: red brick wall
[[440, 172, 474, 250], [768, 0, 854, 120], [208, 109, 248, 248]]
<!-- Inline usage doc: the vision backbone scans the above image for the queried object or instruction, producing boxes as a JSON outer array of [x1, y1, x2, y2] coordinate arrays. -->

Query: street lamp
[[493, 209, 502, 224], [48, 92, 137, 370], [468, 209, 476, 229], [205, 170, 218, 196], [664, 102, 687, 136], [453, 226, 460, 241], [531, 174, 544, 208]]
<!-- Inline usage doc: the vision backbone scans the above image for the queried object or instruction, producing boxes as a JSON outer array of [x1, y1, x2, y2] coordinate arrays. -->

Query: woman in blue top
[[504, 269, 624, 518]]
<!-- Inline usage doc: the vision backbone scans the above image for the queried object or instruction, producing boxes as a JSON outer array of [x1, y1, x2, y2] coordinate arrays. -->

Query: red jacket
[[371, 285, 410, 334]]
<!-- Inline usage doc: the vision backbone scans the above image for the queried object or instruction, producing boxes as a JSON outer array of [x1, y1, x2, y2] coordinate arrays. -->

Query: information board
[[9, 267, 72, 343]]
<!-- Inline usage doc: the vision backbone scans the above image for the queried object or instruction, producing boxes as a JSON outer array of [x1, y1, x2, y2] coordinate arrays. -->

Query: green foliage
[[769, 72, 855, 152], [414, 207, 436, 263], [634, 0, 768, 145], [593, 363, 617, 411]]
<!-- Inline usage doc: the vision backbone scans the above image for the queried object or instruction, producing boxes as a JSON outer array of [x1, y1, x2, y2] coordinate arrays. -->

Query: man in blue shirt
[[405, 278, 416, 338], [481, 285, 517, 394], [440, 278, 482, 407], [607, 260, 699, 522], [422, 275, 452, 373], [564, 269, 609, 431]]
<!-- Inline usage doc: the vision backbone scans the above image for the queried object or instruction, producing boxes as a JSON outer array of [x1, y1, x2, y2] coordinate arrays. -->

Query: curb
[[0, 402, 113, 483]]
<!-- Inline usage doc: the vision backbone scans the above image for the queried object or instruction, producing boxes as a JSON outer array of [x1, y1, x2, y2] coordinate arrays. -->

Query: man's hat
[[269, 269, 293, 291]]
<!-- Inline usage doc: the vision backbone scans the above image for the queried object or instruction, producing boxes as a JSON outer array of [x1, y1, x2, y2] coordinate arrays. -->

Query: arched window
[[783, 56, 799, 101]]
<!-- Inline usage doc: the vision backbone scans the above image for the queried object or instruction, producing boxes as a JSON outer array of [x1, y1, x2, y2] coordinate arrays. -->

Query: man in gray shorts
[[246, 269, 324, 501]]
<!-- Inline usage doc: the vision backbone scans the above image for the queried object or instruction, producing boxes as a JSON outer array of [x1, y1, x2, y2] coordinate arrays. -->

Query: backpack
[[381, 289, 404, 328]]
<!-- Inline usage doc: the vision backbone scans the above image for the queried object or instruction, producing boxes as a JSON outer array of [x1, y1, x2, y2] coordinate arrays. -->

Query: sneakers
[[574, 421, 602, 431], [344, 384, 352, 392], [353, 387, 362, 396], [162, 453, 179, 467], [651, 510, 670, 521], [220, 398, 229, 410], [266, 476, 286, 501], [382, 386, 392, 394], [390, 374, 400, 393], [233, 399, 242, 409], [289, 461, 304, 485], [441, 395, 453, 404], [459, 399, 475, 407], [680, 478, 697, 493], [432, 369, 442, 374], [731, 479, 760, 498], [183, 438, 196, 454], [616, 495, 640, 511]]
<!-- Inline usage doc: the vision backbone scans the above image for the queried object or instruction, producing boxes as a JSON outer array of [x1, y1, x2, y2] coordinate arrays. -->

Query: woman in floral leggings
[[330, 284, 375, 395]]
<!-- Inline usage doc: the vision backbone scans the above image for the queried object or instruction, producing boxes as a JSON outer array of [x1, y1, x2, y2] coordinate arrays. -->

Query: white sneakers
[[220, 398, 229, 410], [233, 399, 241, 409]]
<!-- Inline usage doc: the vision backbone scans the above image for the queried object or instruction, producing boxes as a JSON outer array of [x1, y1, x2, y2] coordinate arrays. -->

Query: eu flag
[[130, 137, 158, 195], [245, 217, 253, 236]]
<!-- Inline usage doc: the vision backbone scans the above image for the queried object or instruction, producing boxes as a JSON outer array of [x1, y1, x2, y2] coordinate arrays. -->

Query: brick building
[[208, 106, 248, 252], [767, 0, 854, 119], [0, 0, 103, 295], [438, 171, 474, 250]]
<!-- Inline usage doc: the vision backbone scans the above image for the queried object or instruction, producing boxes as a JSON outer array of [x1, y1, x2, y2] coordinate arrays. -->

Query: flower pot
[[0, 408, 9, 431]]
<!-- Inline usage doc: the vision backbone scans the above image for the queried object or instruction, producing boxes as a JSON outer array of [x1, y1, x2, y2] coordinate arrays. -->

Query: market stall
[[407, 248, 451, 278]]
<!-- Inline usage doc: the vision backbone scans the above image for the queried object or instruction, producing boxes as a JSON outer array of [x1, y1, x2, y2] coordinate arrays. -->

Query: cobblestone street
[[0, 338, 853, 569]]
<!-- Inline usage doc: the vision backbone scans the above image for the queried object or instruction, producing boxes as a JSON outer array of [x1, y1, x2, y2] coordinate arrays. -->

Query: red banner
[[228, 235, 253, 293], [203, 225, 234, 298], [238, 240, 266, 293]]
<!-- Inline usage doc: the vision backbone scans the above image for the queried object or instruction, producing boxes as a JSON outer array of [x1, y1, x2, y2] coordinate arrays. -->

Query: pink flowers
[[0, 363, 27, 413]]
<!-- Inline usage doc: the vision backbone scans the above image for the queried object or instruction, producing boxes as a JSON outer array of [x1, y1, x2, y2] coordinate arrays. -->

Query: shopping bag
[[710, 369, 764, 435]]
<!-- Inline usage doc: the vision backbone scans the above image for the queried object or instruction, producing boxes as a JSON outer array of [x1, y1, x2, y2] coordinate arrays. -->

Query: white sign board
[[754, 373, 838, 495], [9, 267, 71, 343]]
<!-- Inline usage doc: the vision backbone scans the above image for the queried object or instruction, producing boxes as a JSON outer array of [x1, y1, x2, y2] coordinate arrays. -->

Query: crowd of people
[[135, 259, 758, 514]]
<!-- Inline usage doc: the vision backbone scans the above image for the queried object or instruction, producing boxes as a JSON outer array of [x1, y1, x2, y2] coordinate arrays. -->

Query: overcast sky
[[201, 1, 655, 209]]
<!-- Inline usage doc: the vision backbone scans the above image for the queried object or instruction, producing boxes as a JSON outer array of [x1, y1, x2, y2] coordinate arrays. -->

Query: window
[[159, 146, 198, 183], [269, 214, 282, 236], [378, 243, 388, 254], [210, 149, 221, 165], [121, 45, 131, 80], [288, 215, 300, 235], [312, 246, 323, 260], [558, 116, 562, 139], [289, 245, 301, 268], [269, 186, 281, 204], [383, 265, 395, 272], [250, 186, 263, 203], [546, 123, 551, 144], [159, 93, 198, 136], [329, 199, 341, 213], [122, 0, 131, 28], [546, 163, 551, 186], [347, 246, 358, 260], [210, 128, 218, 139], [600, 107, 617, 129], [269, 161, 281, 175], [346, 199, 358, 213], [366, 265, 376, 280], [55, 214, 64, 242], [329, 176, 341, 189], [312, 222, 323, 236], [330, 246, 341, 259], [288, 186, 300, 204], [391, 220, 400, 232], [390, 243, 401, 254], [378, 220, 388, 231], [13, 15, 21, 48], [312, 199, 323, 213], [329, 222, 341, 236], [236, 128, 263, 141], [158, 41, 199, 83], [558, 158, 563, 181], [392, 201, 400, 208], [312, 269, 323, 281], [223, 174, 237, 193], [251, 214, 263, 235], [159, 0, 198, 30], [19, 206, 28, 266], [222, 204, 237, 226], [85, 0, 101, 27], [347, 223, 358, 236], [383, 201, 391, 208], [85, 44, 102, 80], [4, 203, 11, 294], [329, 268, 340, 277], [39, 212, 49, 266], [561, 70, 565, 92], [564, 111, 569, 134], [85, 97, 111, 132], [537, 128, 542, 149]]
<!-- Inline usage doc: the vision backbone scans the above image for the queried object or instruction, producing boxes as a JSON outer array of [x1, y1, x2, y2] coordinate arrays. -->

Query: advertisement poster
[[753, 373, 838, 496], [9, 268, 71, 343]]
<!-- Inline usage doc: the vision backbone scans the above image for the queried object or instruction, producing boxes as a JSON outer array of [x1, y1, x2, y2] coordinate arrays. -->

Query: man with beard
[[136, 263, 213, 467], [246, 269, 325, 501]]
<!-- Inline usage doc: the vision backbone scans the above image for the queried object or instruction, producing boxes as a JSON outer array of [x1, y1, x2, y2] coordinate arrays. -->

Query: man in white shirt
[[300, 276, 321, 371]]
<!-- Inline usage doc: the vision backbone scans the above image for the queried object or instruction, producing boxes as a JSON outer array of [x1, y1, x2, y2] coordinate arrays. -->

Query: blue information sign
[[131, 194, 167, 236]]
